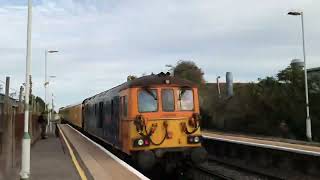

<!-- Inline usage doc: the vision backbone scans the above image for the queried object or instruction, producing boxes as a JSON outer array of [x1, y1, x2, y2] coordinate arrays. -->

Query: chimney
[[226, 72, 233, 97]]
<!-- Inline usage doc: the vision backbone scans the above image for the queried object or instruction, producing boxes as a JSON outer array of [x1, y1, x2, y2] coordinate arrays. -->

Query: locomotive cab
[[125, 77, 207, 170]]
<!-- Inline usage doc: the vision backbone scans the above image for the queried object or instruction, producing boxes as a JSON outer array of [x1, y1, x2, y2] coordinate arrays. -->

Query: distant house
[[308, 67, 320, 78], [0, 93, 18, 105]]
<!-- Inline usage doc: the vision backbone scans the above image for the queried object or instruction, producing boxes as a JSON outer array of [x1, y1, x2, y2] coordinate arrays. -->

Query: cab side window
[[120, 96, 128, 118], [97, 102, 104, 128]]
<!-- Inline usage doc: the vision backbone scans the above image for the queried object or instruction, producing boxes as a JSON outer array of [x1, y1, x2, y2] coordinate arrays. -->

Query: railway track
[[69, 124, 232, 180], [189, 163, 233, 180], [67, 124, 284, 180], [187, 162, 271, 180], [206, 157, 284, 180], [72, 125, 264, 180], [202, 138, 320, 179]]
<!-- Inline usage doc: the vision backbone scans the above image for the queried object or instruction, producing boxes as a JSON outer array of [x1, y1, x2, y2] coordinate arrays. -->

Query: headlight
[[133, 138, 150, 147], [187, 135, 201, 144], [138, 139, 144, 146], [194, 136, 200, 143]]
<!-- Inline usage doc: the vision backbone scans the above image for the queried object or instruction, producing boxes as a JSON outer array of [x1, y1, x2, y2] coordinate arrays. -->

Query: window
[[123, 96, 128, 117], [111, 100, 114, 118], [138, 89, 158, 112], [105, 101, 111, 119], [97, 102, 103, 128], [85, 105, 89, 116], [162, 89, 174, 112], [178, 89, 194, 111]]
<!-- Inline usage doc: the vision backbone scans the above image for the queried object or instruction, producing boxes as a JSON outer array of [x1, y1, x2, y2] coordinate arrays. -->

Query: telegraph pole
[[20, 0, 32, 179]]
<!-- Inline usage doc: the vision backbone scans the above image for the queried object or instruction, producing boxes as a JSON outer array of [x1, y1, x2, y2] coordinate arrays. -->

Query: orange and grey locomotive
[[59, 73, 207, 170]]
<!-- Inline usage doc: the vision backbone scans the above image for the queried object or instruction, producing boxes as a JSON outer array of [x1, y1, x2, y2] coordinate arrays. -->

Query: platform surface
[[59, 124, 148, 180], [30, 134, 80, 180], [203, 131, 320, 156]]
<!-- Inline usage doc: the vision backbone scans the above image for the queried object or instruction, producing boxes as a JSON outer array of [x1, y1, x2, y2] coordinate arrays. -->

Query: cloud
[[0, 0, 319, 108]]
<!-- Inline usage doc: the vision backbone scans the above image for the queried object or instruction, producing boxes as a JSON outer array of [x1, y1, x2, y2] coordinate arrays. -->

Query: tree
[[127, 75, 137, 81], [172, 60, 210, 126], [173, 60, 205, 85], [249, 66, 320, 140]]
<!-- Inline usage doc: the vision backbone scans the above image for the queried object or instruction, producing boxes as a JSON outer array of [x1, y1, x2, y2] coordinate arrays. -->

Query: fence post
[[19, 86, 24, 113], [11, 107, 15, 168], [4, 77, 13, 173]]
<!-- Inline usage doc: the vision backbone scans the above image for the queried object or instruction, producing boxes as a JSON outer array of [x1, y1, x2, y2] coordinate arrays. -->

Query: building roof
[[308, 67, 320, 73], [0, 93, 19, 107]]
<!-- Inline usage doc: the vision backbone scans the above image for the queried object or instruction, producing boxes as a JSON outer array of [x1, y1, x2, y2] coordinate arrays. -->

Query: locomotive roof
[[84, 73, 196, 104], [59, 102, 83, 110], [124, 73, 196, 88]]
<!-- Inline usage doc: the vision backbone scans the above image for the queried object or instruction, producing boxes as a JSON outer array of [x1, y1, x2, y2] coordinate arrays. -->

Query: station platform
[[9, 124, 149, 179], [58, 124, 149, 180], [6, 127, 81, 180], [30, 133, 80, 180], [203, 131, 320, 156]]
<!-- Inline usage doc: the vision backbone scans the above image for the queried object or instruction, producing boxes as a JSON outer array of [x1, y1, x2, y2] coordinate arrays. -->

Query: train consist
[[59, 73, 207, 170]]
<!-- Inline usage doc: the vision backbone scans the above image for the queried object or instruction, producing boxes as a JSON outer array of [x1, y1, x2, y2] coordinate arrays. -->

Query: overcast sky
[[0, 0, 319, 108]]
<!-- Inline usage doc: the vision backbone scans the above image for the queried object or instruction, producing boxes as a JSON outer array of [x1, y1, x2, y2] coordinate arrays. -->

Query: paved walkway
[[30, 134, 80, 180], [59, 124, 146, 180]]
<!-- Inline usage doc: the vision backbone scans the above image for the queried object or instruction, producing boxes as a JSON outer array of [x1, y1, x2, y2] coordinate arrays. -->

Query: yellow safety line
[[59, 126, 88, 180]]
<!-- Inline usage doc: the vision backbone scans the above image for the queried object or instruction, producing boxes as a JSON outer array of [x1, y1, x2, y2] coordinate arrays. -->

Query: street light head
[[47, 50, 59, 53], [288, 11, 302, 16]]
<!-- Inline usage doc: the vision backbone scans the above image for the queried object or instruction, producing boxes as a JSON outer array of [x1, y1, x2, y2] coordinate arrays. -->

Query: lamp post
[[20, 0, 32, 179], [50, 93, 55, 132], [48, 76, 56, 133], [44, 49, 59, 132], [288, 11, 312, 141], [45, 50, 58, 106]]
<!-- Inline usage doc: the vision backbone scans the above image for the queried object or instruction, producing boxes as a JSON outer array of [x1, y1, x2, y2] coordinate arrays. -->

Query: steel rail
[[203, 135, 320, 157], [192, 164, 234, 180], [207, 157, 284, 180]]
